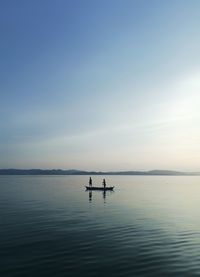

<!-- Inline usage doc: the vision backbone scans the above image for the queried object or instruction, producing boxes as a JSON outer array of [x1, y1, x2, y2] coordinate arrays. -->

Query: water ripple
[[1, 176, 200, 276]]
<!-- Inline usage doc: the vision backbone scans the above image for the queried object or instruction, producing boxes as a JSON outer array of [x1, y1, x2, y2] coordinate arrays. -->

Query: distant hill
[[0, 169, 199, 175], [147, 170, 185, 175], [0, 169, 88, 175]]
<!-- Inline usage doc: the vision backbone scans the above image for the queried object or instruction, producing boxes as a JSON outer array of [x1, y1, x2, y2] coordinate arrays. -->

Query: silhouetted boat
[[85, 177, 114, 191], [85, 186, 114, 191]]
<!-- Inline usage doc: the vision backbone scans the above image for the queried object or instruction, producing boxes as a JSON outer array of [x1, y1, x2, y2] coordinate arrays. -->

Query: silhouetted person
[[102, 178, 106, 189], [89, 177, 92, 187]]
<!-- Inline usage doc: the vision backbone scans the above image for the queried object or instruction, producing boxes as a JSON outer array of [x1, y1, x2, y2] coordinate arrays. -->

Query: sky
[[1, 0, 200, 171]]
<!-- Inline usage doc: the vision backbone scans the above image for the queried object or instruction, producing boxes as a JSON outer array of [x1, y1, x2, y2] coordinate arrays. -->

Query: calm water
[[1, 175, 200, 277]]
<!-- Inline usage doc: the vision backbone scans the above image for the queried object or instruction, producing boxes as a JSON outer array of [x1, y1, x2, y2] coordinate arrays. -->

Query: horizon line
[[0, 168, 200, 176]]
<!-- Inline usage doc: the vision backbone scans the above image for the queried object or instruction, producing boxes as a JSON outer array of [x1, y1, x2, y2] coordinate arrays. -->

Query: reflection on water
[[88, 190, 113, 203], [89, 190, 92, 202], [1, 175, 200, 277]]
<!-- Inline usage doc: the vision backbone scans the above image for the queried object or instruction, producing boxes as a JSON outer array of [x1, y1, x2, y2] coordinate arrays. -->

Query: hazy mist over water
[[1, 175, 200, 276]]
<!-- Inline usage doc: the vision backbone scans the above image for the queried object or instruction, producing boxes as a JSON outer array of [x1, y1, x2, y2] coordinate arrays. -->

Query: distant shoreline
[[0, 169, 200, 176]]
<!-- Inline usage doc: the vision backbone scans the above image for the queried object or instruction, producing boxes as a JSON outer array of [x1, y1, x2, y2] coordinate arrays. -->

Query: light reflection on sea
[[1, 175, 200, 276]]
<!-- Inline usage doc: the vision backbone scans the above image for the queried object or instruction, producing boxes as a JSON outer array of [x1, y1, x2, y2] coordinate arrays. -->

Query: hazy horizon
[[1, 168, 200, 174], [1, 0, 200, 171]]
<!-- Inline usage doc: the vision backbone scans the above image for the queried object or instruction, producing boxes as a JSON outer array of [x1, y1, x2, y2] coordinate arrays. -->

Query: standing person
[[89, 177, 92, 187], [103, 178, 106, 189]]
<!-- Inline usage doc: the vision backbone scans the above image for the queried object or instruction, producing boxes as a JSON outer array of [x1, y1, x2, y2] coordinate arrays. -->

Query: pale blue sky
[[1, 0, 200, 171]]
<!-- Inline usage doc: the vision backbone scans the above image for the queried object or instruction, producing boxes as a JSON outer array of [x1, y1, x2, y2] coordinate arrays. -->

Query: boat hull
[[85, 186, 114, 191]]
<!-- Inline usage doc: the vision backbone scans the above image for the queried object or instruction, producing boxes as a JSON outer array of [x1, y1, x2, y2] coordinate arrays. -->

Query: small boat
[[85, 186, 114, 191], [85, 177, 114, 191]]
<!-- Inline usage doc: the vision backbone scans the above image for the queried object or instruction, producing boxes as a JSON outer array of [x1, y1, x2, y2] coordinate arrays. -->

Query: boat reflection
[[89, 191, 92, 202], [88, 190, 113, 203], [86, 177, 114, 203]]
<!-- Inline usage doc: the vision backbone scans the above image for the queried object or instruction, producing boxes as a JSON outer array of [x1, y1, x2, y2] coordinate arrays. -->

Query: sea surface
[[1, 175, 200, 277]]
